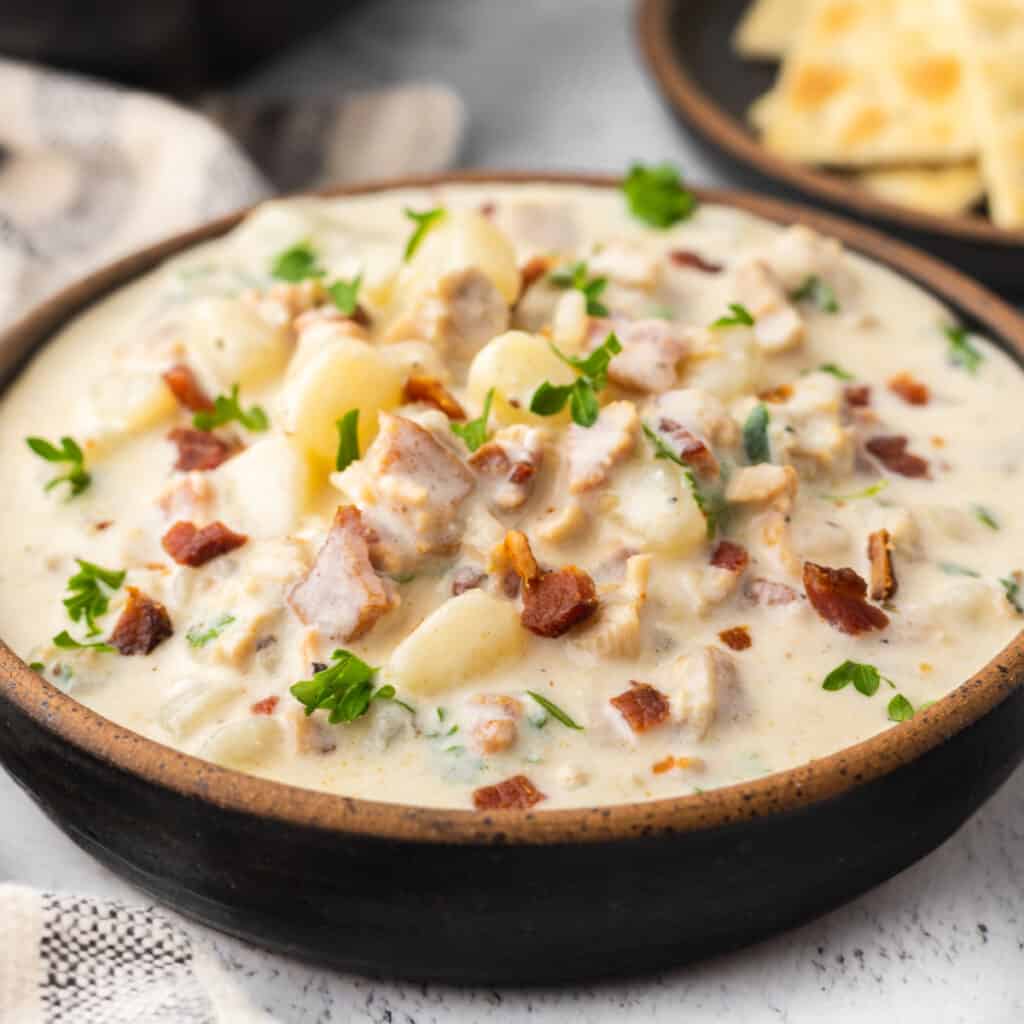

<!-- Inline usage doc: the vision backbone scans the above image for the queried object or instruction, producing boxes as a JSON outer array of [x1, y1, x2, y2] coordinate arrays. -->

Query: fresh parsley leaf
[[529, 381, 572, 417], [26, 435, 91, 498], [290, 649, 399, 724], [52, 630, 115, 653], [822, 480, 889, 503], [271, 240, 325, 283], [711, 303, 755, 329], [641, 423, 720, 538], [327, 273, 362, 316], [403, 207, 446, 261], [887, 694, 915, 722], [450, 388, 494, 452], [792, 275, 839, 313], [822, 660, 891, 697], [550, 334, 623, 389], [622, 162, 697, 228], [938, 562, 980, 578], [186, 613, 236, 648], [529, 334, 622, 428], [335, 409, 360, 471], [1000, 576, 1023, 614], [193, 383, 269, 432], [944, 325, 984, 375], [742, 403, 771, 465], [62, 559, 125, 637], [569, 379, 600, 427], [818, 362, 854, 381], [973, 504, 999, 530], [548, 261, 609, 316], [526, 691, 583, 730]]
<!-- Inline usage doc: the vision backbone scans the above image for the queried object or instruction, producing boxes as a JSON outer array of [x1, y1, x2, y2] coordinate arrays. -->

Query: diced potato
[[201, 717, 282, 769], [467, 330, 577, 426], [682, 326, 762, 400], [609, 459, 707, 555], [279, 335, 404, 465], [81, 369, 177, 451], [386, 590, 526, 696], [214, 436, 314, 538], [159, 680, 242, 740]]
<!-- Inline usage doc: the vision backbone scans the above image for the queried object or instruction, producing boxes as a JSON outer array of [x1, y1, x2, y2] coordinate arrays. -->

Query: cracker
[[855, 162, 986, 215], [733, 0, 812, 59]]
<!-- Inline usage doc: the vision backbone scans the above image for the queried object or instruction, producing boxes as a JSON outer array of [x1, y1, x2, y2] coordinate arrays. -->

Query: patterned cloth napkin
[[0, 58, 464, 1022]]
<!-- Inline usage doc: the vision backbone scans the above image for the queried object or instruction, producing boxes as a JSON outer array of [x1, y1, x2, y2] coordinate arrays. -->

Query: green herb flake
[[62, 559, 125, 637], [271, 240, 325, 283], [818, 362, 854, 381], [28, 661, 45, 672], [327, 273, 362, 316], [193, 383, 269, 432], [944, 325, 984, 375], [26, 436, 92, 498], [334, 409, 361, 471], [887, 694, 915, 722], [822, 480, 889, 503], [529, 333, 622, 428], [548, 261, 609, 316], [186, 613, 236, 648], [822, 660, 891, 697], [1000, 576, 1023, 615], [52, 630, 115, 653], [622, 162, 697, 228], [403, 207, 446, 261], [526, 691, 584, 730], [641, 423, 720, 538], [973, 504, 999, 531], [711, 303, 755, 329], [450, 388, 494, 452], [290, 649, 399, 724], [792, 275, 840, 313], [742, 403, 771, 465], [938, 562, 980, 578]]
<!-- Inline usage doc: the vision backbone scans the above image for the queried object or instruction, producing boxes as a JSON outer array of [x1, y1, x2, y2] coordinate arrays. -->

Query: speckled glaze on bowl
[[1, 174, 1023, 985]]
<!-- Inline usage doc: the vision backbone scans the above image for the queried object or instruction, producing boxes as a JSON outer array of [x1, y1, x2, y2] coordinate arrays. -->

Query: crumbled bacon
[[656, 418, 719, 478], [167, 427, 239, 472], [451, 566, 487, 596], [402, 374, 466, 419], [746, 578, 799, 606], [867, 528, 897, 602], [610, 681, 670, 733], [107, 587, 173, 655], [162, 363, 213, 412], [472, 774, 545, 810], [502, 530, 541, 586], [844, 385, 871, 408], [866, 435, 930, 479], [803, 562, 889, 635], [162, 520, 248, 567], [652, 754, 705, 774], [887, 372, 930, 406], [669, 249, 723, 273], [521, 566, 599, 638], [718, 626, 752, 651], [710, 540, 749, 573], [468, 428, 543, 510], [251, 696, 280, 716], [758, 384, 794, 404], [519, 255, 551, 293]]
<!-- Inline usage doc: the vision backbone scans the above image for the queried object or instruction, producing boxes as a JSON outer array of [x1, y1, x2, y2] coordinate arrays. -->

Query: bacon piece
[[746, 578, 799, 606], [502, 530, 540, 586], [166, 427, 239, 472], [402, 375, 466, 419], [107, 587, 173, 655], [866, 435, 930, 479], [162, 520, 248, 567], [610, 681, 670, 733], [451, 566, 487, 596], [521, 566, 599, 638], [803, 562, 889, 634], [162, 363, 213, 413], [719, 626, 752, 651], [844, 385, 871, 408], [472, 774, 546, 810], [710, 540, 749, 573], [867, 528, 897, 602], [758, 384, 794, 404], [251, 696, 280, 716], [519, 255, 551, 294], [670, 249, 723, 273], [887, 372, 930, 406], [656, 417, 719, 478], [468, 426, 543, 510]]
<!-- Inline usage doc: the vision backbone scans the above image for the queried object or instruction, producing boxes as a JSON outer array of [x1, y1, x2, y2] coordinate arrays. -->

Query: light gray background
[[3, 1, 1022, 1021]]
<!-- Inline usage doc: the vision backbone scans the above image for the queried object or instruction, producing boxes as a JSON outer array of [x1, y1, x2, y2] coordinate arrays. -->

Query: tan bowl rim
[[1, 170, 1023, 846], [635, 0, 1024, 248]]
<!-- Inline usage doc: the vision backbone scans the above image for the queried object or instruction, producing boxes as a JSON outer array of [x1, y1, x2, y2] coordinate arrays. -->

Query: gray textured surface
[[2, 1, 1022, 1019]]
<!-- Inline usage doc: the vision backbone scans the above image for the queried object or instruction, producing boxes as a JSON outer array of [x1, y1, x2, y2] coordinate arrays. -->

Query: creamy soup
[[1, 178, 1021, 811]]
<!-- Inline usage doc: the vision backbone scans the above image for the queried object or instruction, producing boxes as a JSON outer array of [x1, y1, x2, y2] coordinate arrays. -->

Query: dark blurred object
[[0, 1, 353, 95]]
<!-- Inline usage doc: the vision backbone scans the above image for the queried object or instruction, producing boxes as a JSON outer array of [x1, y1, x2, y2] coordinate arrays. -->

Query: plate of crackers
[[638, 0, 1024, 292]]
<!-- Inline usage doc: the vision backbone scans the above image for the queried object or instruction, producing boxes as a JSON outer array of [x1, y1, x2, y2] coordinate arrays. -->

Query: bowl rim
[[2, 169, 1023, 846], [635, 0, 1024, 249]]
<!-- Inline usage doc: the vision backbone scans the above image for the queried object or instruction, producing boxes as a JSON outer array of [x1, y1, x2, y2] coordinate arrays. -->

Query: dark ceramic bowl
[[635, 0, 1024, 296], [1, 173, 1023, 985]]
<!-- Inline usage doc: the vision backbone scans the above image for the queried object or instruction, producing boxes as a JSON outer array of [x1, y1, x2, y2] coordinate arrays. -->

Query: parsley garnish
[[938, 562, 980, 578], [193, 383, 269, 432], [450, 388, 494, 453], [529, 333, 622, 428], [742, 403, 771, 465], [28, 661, 45, 672], [642, 423, 720, 538], [290, 649, 404, 723], [887, 694, 915, 722], [62, 559, 125, 637], [53, 630, 115, 653], [526, 691, 583, 730], [335, 409, 360, 471], [622, 162, 697, 228], [548, 261, 609, 316], [403, 207, 446, 261], [26, 436, 91, 498], [822, 480, 889, 503], [186, 613, 236, 648], [327, 273, 362, 316], [822, 660, 893, 697], [271, 240, 325, 283], [711, 303, 755, 329], [1000, 576, 1023, 614], [818, 362, 854, 380], [792, 275, 839, 313], [973, 504, 999, 530], [944, 325, 983, 375]]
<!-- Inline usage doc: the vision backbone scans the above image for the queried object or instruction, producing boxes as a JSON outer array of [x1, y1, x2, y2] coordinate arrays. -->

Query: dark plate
[[636, 0, 1024, 295], [1, 173, 1024, 985]]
